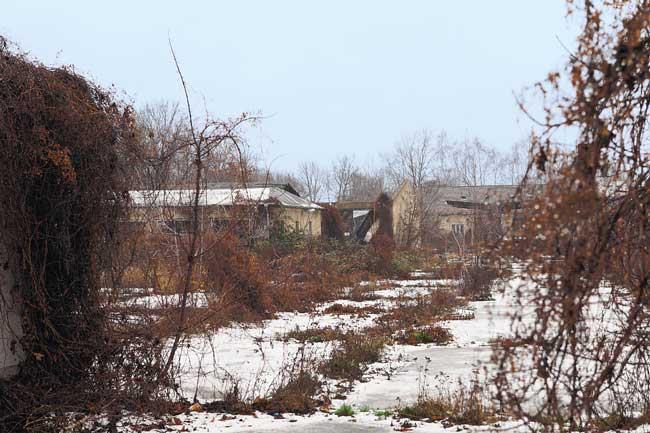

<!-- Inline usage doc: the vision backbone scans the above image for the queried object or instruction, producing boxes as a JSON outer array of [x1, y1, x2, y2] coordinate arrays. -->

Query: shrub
[[203, 232, 272, 318], [377, 289, 467, 332], [322, 303, 384, 316], [321, 334, 385, 382], [321, 204, 346, 241], [399, 380, 499, 426], [459, 264, 497, 300], [266, 370, 322, 414], [396, 325, 453, 346]]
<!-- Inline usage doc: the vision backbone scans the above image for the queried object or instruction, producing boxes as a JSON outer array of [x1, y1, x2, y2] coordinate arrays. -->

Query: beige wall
[[269, 207, 322, 237], [129, 205, 322, 238], [392, 183, 420, 247]]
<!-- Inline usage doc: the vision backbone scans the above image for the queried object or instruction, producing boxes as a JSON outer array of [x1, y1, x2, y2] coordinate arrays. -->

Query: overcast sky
[[2, 1, 577, 172]]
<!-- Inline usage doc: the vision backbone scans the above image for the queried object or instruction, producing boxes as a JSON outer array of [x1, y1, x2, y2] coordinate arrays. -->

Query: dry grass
[[587, 411, 650, 432], [321, 334, 386, 382], [322, 303, 385, 316], [281, 327, 347, 343], [399, 381, 500, 426], [375, 289, 468, 333], [395, 325, 453, 346]]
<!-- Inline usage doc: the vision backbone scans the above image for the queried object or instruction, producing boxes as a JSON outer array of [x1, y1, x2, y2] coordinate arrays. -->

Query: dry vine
[[0, 38, 169, 432], [495, 1, 650, 431]]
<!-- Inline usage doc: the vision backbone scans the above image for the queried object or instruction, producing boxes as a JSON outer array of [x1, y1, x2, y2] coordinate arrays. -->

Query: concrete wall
[[0, 239, 23, 379]]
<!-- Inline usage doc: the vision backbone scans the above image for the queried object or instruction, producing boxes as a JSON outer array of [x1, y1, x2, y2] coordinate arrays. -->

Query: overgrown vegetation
[[0, 39, 169, 433]]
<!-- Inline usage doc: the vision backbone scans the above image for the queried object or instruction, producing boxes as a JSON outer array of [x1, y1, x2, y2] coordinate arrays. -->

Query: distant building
[[422, 183, 544, 249], [335, 182, 418, 246], [128, 182, 322, 239]]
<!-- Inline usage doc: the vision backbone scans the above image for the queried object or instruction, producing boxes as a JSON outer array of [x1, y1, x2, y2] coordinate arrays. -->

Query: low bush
[[205, 363, 323, 415], [265, 370, 322, 414], [459, 264, 497, 300], [396, 325, 453, 346], [588, 411, 650, 432], [321, 334, 386, 382], [344, 284, 382, 302], [203, 382, 254, 415]]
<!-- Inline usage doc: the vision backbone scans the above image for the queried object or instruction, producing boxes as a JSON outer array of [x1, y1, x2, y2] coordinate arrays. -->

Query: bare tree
[[330, 155, 359, 201], [383, 129, 441, 248], [135, 101, 191, 189], [501, 138, 530, 185], [161, 43, 255, 377], [451, 137, 501, 187], [297, 161, 326, 202], [348, 169, 385, 201]]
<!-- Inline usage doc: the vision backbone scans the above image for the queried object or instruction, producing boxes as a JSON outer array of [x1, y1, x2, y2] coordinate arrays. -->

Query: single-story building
[[335, 182, 418, 246], [421, 183, 544, 251], [128, 182, 323, 239]]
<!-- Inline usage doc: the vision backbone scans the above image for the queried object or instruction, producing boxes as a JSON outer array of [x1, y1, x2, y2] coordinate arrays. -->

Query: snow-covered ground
[[133, 271, 521, 432], [107, 270, 650, 432], [110, 411, 530, 433]]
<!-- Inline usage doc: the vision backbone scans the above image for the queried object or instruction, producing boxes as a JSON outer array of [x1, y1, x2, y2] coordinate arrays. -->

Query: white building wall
[[0, 239, 23, 379]]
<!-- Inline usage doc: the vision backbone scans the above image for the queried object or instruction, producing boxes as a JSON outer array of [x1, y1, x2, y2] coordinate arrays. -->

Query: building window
[[211, 218, 230, 232], [451, 223, 464, 236], [160, 220, 192, 235]]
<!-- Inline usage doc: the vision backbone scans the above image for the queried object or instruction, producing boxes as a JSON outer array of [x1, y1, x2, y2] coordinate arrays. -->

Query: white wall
[[0, 239, 23, 379]]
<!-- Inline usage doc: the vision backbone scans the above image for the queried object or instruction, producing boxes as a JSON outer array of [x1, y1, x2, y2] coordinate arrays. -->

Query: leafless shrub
[[459, 264, 497, 300], [399, 377, 500, 426]]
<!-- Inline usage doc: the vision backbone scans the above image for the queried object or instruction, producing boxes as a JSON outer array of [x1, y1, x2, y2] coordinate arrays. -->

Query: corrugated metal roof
[[130, 187, 322, 210], [425, 184, 542, 215]]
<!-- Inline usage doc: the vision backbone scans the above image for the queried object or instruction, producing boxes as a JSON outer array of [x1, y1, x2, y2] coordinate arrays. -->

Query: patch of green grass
[[334, 403, 355, 417], [357, 404, 371, 413], [374, 409, 393, 418]]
